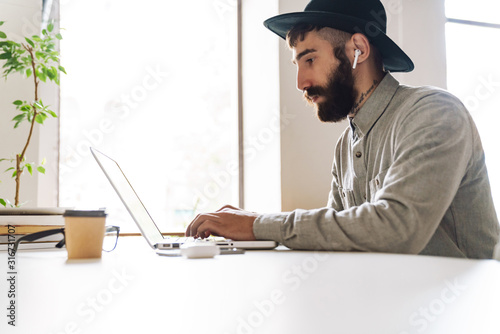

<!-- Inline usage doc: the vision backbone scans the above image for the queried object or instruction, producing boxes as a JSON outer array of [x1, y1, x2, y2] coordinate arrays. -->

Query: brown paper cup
[[64, 210, 107, 259]]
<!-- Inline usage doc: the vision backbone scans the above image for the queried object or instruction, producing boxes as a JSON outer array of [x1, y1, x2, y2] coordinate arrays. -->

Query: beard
[[303, 46, 358, 123]]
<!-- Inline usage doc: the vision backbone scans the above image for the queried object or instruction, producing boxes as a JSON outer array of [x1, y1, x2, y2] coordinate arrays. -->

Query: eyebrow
[[292, 48, 317, 64]]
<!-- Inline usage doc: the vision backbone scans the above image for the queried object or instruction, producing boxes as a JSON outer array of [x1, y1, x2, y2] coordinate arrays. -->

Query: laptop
[[90, 148, 277, 250]]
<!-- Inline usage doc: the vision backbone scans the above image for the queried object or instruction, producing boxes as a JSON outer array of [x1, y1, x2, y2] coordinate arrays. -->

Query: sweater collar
[[349, 73, 400, 140]]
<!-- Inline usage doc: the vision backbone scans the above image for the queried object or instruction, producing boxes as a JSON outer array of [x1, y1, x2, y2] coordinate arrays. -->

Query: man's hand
[[185, 205, 258, 241]]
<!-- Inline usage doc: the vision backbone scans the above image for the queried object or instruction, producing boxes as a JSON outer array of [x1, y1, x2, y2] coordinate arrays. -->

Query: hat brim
[[264, 12, 414, 73]]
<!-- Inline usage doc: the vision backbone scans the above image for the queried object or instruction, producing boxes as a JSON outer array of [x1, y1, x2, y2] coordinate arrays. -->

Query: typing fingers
[[195, 220, 221, 239], [185, 209, 258, 240], [186, 213, 220, 238]]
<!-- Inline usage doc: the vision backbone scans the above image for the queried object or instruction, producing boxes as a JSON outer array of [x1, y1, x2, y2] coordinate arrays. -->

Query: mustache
[[303, 86, 328, 102]]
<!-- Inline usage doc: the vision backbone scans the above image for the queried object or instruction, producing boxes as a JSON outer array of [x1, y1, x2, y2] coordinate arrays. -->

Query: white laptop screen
[[91, 148, 164, 248]]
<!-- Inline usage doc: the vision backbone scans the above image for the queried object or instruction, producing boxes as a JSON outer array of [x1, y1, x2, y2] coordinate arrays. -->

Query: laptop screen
[[91, 148, 164, 248]]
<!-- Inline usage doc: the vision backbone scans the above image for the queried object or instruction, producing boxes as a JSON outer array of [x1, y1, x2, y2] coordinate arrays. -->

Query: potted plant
[[0, 20, 66, 207]]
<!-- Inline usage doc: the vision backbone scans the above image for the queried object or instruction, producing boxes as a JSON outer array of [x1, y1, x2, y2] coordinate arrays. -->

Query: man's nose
[[296, 67, 311, 92]]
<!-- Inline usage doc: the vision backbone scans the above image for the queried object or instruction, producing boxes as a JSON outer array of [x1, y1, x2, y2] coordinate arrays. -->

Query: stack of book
[[0, 207, 67, 251]]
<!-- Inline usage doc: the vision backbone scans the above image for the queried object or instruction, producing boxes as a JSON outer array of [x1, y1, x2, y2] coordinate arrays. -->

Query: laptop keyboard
[[164, 236, 228, 243], [157, 236, 231, 249]]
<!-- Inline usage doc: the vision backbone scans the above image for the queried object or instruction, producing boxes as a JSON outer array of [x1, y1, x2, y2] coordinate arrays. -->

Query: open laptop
[[90, 148, 277, 250]]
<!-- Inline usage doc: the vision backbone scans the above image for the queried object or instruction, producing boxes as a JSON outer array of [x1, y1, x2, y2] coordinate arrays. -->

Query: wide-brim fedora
[[264, 0, 414, 72]]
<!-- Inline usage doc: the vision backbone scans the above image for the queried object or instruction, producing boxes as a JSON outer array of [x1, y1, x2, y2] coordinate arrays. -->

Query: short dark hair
[[286, 24, 352, 49], [286, 24, 385, 71]]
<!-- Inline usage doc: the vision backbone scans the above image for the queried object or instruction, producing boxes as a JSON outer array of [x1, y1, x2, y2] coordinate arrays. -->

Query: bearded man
[[186, 0, 499, 259]]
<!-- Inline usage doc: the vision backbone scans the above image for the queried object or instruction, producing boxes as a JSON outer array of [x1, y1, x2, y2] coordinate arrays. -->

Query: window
[[445, 0, 500, 212], [59, 1, 239, 232]]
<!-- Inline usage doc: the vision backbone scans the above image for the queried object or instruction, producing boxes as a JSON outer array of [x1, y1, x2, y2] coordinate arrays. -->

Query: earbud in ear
[[353, 49, 362, 69]]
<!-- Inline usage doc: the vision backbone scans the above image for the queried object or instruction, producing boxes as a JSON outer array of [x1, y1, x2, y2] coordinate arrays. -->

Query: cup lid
[[63, 209, 107, 217]]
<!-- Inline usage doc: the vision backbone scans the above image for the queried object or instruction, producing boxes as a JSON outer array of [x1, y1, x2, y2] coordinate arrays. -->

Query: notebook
[[90, 147, 277, 250]]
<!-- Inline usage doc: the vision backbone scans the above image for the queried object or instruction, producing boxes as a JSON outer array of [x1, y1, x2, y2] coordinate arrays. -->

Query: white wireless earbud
[[353, 49, 362, 69]]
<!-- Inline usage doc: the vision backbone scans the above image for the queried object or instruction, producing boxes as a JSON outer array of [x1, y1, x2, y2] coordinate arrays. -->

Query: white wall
[[0, 0, 59, 207], [277, 0, 447, 211], [242, 0, 281, 212], [388, 0, 447, 88]]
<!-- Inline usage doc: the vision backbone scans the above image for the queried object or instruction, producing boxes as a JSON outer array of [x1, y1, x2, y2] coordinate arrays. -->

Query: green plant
[[0, 20, 66, 207]]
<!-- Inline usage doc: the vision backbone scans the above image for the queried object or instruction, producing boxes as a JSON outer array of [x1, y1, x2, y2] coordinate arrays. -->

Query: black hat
[[264, 0, 414, 72]]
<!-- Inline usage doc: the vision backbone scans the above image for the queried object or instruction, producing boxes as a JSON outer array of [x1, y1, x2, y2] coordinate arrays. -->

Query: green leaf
[[12, 170, 17, 178], [26, 68, 32, 78], [47, 22, 54, 32], [26, 163, 33, 175], [0, 21, 4, 26], [13, 100, 23, 105], [37, 166, 46, 174], [41, 157, 46, 165], [52, 67, 59, 81], [55, 33, 63, 40], [35, 113, 46, 124], [0, 198, 6, 207], [42, 29, 48, 36], [0, 51, 10, 59], [12, 114, 25, 122], [0, 31, 6, 39], [38, 70, 47, 82], [4, 167, 14, 172], [33, 101, 43, 109], [20, 56, 30, 66], [45, 43, 55, 52], [47, 110, 58, 118], [47, 67, 56, 80], [58, 65, 67, 74], [25, 37, 35, 48]]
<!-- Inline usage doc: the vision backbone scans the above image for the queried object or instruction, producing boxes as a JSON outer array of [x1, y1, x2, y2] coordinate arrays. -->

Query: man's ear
[[347, 33, 371, 68]]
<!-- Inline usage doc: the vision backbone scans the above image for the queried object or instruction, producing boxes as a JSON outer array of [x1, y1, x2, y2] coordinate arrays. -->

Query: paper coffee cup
[[64, 210, 107, 259]]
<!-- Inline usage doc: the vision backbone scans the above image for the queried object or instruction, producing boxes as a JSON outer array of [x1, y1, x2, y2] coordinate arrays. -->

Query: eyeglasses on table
[[11, 225, 120, 255]]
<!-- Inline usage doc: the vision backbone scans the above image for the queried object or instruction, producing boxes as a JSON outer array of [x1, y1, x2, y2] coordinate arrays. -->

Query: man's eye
[[305, 58, 314, 65]]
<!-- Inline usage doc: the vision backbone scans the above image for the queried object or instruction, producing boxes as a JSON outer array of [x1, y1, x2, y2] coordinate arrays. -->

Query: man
[[186, 0, 500, 258]]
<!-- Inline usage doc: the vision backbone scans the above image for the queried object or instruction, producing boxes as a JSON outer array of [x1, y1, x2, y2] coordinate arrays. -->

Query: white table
[[1, 237, 500, 334]]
